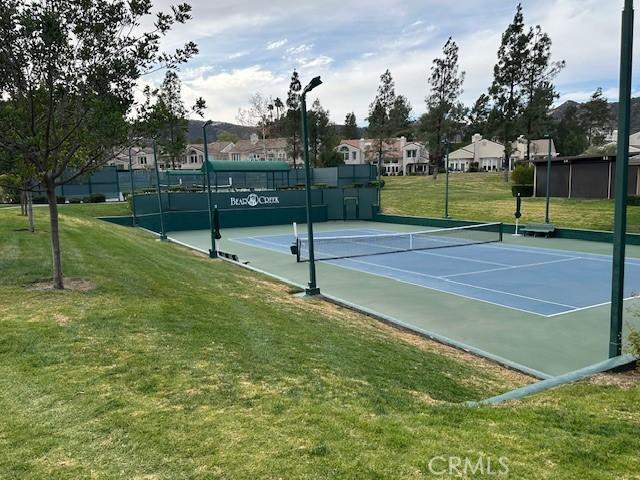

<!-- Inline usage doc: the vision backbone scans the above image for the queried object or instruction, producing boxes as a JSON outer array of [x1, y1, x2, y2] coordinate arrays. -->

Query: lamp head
[[204, 120, 213, 127], [303, 76, 322, 95]]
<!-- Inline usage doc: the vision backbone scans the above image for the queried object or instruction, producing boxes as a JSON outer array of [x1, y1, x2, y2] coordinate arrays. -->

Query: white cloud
[[300, 56, 334, 69], [181, 65, 287, 122], [228, 51, 250, 59], [266, 39, 288, 50]]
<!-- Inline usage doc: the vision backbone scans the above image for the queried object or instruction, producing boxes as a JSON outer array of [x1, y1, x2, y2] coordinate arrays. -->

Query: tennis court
[[168, 220, 640, 378], [233, 224, 640, 317]]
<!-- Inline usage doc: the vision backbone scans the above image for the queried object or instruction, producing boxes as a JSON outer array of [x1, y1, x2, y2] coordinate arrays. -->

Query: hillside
[[186, 119, 366, 143], [551, 96, 640, 133]]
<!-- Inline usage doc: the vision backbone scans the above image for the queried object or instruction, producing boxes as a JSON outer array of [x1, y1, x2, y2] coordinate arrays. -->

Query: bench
[[522, 222, 556, 237]]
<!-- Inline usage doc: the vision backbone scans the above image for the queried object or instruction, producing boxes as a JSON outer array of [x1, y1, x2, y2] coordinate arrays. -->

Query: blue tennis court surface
[[232, 228, 640, 317]]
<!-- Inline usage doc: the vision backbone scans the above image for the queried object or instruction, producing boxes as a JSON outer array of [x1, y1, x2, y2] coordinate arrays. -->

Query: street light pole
[[128, 146, 137, 226], [610, 0, 634, 358], [443, 139, 450, 219], [203, 121, 218, 258], [300, 76, 322, 296], [544, 134, 552, 224], [152, 139, 167, 240]]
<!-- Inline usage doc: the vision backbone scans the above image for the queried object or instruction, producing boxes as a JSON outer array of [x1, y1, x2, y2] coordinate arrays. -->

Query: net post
[[296, 237, 301, 263], [499, 222, 503, 242]]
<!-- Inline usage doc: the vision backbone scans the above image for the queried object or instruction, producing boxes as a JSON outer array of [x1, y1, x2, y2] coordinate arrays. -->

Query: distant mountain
[[187, 120, 256, 143], [186, 119, 366, 143], [550, 96, 640, 133]]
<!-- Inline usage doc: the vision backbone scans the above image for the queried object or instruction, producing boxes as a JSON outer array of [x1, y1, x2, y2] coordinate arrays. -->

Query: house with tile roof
[[335, 136, 429, 176]]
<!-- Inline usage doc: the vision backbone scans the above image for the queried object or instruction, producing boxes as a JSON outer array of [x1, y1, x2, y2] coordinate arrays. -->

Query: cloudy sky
[[145, 0, 640, 125]]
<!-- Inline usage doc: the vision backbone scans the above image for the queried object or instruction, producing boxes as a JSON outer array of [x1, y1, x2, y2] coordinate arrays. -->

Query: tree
[[285, 70, 302, 167], [237, 92, 272, 159], [580, 88, 610, 146], [554, 104, 589, 155], [274, 97, 284, 120], [307, 99, 339, 167], [388, 95, 413, 138], [145, 71, 205, 168], [343, 112, 359, 139], [521, 25, 565, 160], [466, 94, 493, 138], [217, 131, 239, 143], [367, 70, 396, 174], [0, 0, 198, 289], [421, 37, 466, 175], [489, 3, 532, 178]]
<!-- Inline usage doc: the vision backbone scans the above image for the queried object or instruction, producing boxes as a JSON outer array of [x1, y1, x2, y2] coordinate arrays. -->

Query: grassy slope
[[0, 204, 638, 479], [381, 174, 640, 233]]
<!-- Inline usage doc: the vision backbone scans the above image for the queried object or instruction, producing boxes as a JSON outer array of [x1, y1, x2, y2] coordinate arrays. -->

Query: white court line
[[545, 295, 640, 317], [328, 258, 563, 317], [441, 256, 582, 279], [344, 256, 578, 310]]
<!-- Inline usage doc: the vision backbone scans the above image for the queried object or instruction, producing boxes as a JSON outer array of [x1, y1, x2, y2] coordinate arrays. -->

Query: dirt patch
[[589, 366, 640, 389], [27, 278, 96, 292]]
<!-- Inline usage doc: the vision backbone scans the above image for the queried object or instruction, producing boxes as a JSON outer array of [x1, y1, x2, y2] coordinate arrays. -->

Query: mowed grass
[[382, 173, 640, 233], [0, 204, 639, 479]]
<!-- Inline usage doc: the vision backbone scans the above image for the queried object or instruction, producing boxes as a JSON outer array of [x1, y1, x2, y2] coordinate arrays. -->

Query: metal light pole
[[152, 140, 167, 240], [300, 76, 322, 296], [544, 134, 552, 224], [128, 146, 137, 226], [443, 139, 450, 219], [610, 0, 634, 358], [203, 120, 218, 258]]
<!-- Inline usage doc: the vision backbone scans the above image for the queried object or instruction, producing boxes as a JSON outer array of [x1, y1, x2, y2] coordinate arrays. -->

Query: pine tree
[[466, 94, 492, 138], [555, 104, 589, 156], [285, 70, 302, 167], [343, 112, 359, 139], [580, 88, 611, 146], [521, 25, 565, 160], [388, 95, 413, 138], [146, 71, 205, 169], [421, 37, 466, 175], [307, 99, 337, 167], [367, 70, 396, 173], [489, 3, 532, 178]]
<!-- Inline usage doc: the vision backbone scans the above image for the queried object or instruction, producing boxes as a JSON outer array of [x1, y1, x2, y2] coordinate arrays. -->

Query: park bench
[[522, 222, 556, 237]]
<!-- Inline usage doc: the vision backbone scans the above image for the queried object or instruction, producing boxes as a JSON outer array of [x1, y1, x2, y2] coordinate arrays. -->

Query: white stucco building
[[448, 134, 557, 172], [335, 136, 429, 175]]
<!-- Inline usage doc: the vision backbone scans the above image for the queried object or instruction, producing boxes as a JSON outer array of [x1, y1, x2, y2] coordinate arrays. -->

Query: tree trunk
[[26, 190, 35, 233], [45, 178, 64, 290]]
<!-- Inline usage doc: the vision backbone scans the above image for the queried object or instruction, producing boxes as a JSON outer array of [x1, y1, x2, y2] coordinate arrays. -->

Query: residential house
[[335, 136, 429, 176], [107, 146, 154, 170], [220, 134, 289, 163], [448, 134, 557, 172]]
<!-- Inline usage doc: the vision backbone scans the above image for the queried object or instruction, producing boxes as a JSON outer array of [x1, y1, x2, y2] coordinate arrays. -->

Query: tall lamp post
[[443, 139, 450, 219], [202, 120, 218, 258], [152, 139, 167, 240], [300, 76, 323, 296], [609, 0, 634, 358], [544, 134, 552, 224], [128, 146, 137, 226]]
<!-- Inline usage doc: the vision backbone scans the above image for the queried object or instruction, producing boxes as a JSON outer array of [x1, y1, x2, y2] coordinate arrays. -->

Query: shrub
[[69, 197, 82, 204], [367, 180, 385, 189], [89, 193, 106, 203], [468, 162, 480, 173], [511, 164, 534, 185], [628, 195, 640, 206], [32, 195, 48, 204], [56, 196, 66, 204]]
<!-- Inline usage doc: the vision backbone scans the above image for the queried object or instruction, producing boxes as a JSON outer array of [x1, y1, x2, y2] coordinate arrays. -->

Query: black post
[[152, 140, 167, 240], [203, 121, 218, 258], [609, 0, 634, 358], [300, 76, 322, 296], [544, 134, 552, 224], [128, 147, 137, 226]]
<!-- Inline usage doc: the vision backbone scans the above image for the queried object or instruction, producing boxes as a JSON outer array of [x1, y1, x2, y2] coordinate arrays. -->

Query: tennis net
[[296, 222, 503, 262]]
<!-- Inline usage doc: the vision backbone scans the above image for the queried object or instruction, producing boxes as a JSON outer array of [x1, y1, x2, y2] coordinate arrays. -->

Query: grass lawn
[[381, 173, 640, 233], [0, 203, 639, 479]]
